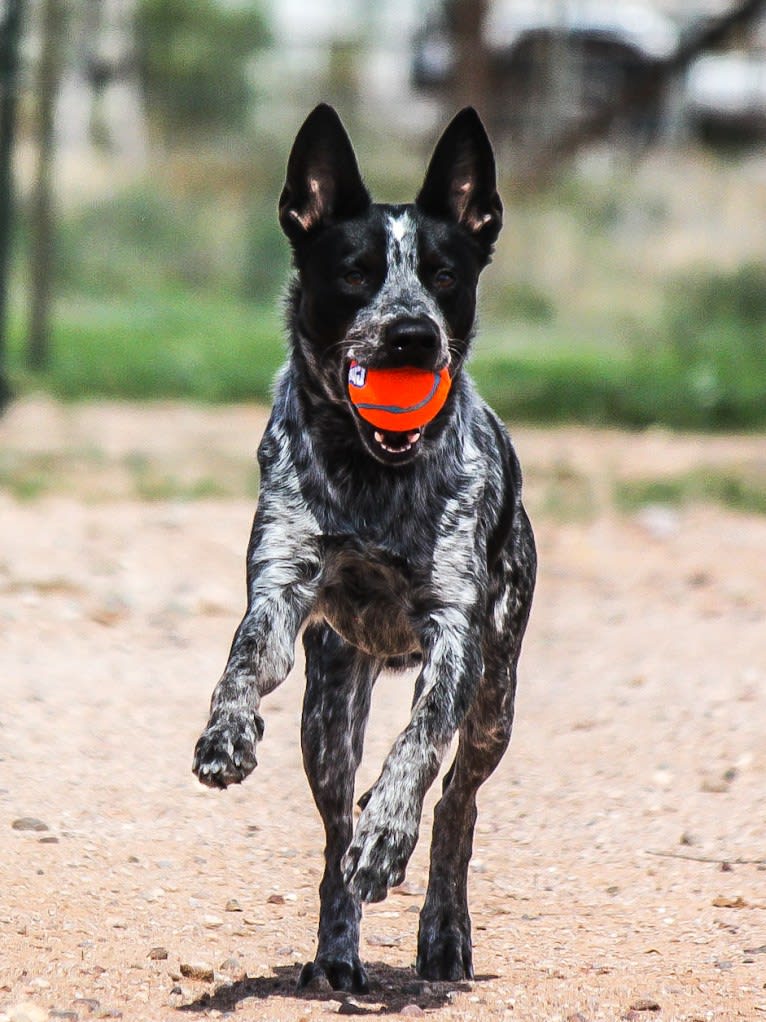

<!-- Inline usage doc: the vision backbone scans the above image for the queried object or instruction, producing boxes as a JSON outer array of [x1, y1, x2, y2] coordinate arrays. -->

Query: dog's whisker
[[319, 338, 356, 363]]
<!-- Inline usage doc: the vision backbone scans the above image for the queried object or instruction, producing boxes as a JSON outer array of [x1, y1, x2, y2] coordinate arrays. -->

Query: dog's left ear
[[279, 103, 371, 243], [416, 107, 502, 246]]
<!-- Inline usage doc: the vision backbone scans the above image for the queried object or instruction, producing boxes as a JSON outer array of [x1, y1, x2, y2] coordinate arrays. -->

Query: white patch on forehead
[[389, 213, 410, 243], [384, 211, 420, 287]]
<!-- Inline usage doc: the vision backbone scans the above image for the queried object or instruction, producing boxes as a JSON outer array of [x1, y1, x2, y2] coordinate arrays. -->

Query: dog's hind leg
[[417, 540, 535, 981], [415, 660, 516, 980], [298, 623, 382, 994]]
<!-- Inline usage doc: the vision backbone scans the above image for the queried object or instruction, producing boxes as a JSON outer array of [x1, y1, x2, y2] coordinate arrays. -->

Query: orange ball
[[347, 361, 452, 432]]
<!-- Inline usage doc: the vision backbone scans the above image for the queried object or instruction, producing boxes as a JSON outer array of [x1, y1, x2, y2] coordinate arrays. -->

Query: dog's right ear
[[279, 104, 371, 243]]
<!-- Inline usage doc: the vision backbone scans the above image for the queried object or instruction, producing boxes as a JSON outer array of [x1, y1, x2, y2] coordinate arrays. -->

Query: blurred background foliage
[[1, 0, 765, 429], [134, 0, 269, 139]]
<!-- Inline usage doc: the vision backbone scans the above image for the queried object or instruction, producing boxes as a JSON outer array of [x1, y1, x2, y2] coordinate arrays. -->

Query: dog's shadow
[[178, 962, 493, 1016]]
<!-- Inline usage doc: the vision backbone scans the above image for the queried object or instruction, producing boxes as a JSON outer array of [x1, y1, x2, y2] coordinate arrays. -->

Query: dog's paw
[[297, 956, 370, 994], [192, 710, 263, 789], [416, 915, 474, 981], [341, 816, 416, 903]]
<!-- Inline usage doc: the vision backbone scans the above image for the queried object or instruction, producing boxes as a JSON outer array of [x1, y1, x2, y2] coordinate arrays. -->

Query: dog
[[192, 104, 536, 993]]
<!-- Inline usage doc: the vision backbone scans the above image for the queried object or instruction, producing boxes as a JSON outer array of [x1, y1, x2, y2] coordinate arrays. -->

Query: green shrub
[[472, 264, 766, 430], [243, 201, 291, 301], [135, 0, 269, 138], [48, 184, 290, 306], [485, 280, 555, 324], [665, 263, 766, 342], [648, 263, 766, 428], [53, 187, 222, 296]]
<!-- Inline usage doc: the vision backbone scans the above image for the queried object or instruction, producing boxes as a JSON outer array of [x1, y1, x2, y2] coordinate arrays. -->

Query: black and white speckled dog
[[192, 104, 536, 992]]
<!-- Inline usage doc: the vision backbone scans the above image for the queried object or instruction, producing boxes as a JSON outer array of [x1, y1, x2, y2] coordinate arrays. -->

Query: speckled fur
[[192, 105, 536, 992]]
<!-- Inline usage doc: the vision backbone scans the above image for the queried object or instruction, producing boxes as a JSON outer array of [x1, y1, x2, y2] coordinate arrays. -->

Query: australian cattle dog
[[193, 104, 536, 992]]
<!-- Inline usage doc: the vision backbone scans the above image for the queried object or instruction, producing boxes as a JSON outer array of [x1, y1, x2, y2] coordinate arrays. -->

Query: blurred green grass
[[9, 291, 286, 401]]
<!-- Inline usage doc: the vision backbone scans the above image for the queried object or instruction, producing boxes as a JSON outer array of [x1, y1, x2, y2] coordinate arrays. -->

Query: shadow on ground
[[179, 962, 495, 1015]]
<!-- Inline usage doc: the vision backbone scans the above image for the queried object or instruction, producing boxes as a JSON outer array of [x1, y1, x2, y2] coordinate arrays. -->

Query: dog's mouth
[[345, 361, 428, 466], [372, 427, 421, 456], [353, 420, 423, 464]]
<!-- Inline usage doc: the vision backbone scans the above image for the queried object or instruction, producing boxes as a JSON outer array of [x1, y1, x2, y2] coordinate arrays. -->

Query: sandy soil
[[1, 399, 765, 1022]]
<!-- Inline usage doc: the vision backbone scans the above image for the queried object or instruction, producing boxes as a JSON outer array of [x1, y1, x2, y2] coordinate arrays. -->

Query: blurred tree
[[0, 0, 25, 410], [82, 0, 147, 161], [519, 0, 766, 188], [27, 0, 67, 370], [134, 0, 269, 142], [445, 0, 490, 115]]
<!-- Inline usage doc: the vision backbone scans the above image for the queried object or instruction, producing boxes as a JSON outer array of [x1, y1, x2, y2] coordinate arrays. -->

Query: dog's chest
[[314, 539, 422, 659]]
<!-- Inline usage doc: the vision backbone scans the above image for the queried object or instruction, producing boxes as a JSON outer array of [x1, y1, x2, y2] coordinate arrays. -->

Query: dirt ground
[[1, 398, 765, 1022]]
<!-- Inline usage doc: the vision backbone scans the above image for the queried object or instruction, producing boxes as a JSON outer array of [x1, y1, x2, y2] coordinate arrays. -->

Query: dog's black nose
[[384, 319, 441, 368]]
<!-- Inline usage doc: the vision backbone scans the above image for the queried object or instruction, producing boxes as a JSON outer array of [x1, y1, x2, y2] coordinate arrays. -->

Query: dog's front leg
[[193, 424, 322, 789], [192, 590, 313, 788], [342, 613, 483, 902]]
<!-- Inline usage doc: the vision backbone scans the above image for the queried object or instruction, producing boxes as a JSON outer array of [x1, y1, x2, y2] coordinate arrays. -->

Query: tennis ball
[[347, 361, 452, 432]]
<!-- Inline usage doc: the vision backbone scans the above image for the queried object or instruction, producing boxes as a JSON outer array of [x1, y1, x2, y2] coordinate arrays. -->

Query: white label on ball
[[349, 364, 367, 388]]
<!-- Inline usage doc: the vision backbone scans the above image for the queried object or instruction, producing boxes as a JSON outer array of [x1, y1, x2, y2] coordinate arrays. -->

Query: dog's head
[[278, 104, 502, 465]]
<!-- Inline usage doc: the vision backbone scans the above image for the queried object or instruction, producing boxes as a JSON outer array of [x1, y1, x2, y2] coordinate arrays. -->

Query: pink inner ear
[[451, 177, 473, 221], [290, 176, 326, 232], [451, 176, 492, 234], [465, 210, 493, 232]]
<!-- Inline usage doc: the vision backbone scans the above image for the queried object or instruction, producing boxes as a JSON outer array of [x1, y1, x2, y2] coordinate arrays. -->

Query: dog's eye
[[344, 269, 366, 287], [434, 269, 456, 290]]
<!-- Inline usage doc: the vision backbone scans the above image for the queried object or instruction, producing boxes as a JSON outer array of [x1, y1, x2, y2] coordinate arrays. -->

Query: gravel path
[[1, 400, 764, 1022]]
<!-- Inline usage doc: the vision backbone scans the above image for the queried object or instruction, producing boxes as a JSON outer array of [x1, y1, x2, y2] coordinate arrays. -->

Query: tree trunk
[[448, 0, 491, 117], [27, 0, 66, 371], [0, 0, 25, 409]]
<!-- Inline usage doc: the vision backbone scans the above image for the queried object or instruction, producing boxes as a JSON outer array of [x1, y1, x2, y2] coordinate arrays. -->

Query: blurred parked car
[[412, 0, 680, 141], [685, 52, 766, 144]]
